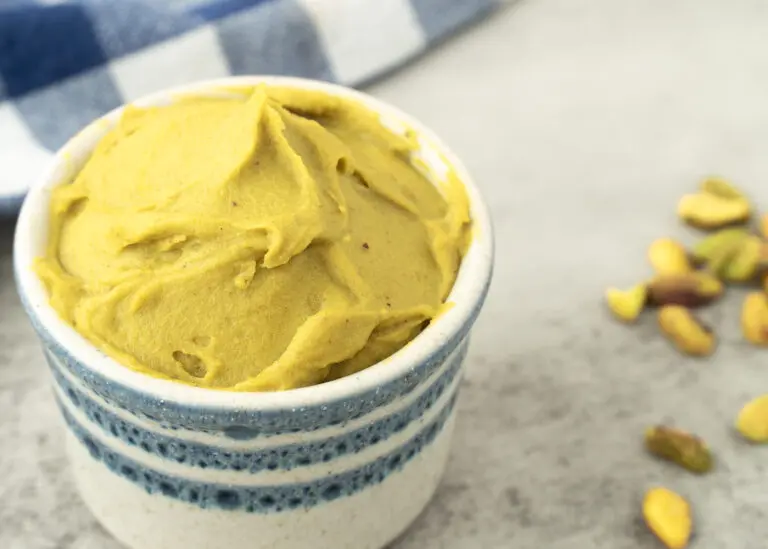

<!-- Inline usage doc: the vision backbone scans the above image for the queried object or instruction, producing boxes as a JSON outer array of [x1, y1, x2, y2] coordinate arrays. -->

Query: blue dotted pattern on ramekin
[[63, 391, 459, 513], [51, 340, 467, 471], [19, 269, 489, 433]]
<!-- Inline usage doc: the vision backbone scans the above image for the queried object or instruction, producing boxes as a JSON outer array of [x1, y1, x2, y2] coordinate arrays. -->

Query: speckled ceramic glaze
[[14, 77, 494, 549]]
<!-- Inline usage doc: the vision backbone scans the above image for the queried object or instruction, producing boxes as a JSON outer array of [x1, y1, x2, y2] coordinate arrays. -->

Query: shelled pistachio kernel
[[700, 176, 746, 200], [741, 292, 768, 346], [605, 284, 646, 323], [647, 272, 723, 308], [648, 238, 691, 275], [722, 235, 762, 282], [677, 188, 750, 230], [643, 487, 693, 549], [736, 395, 768, 443], [645, 426, 713, 474], [691, 227, 749, 275], [657, 305, 715, 356]]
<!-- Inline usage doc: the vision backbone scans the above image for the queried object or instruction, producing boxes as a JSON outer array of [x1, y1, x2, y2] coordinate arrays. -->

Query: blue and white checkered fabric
[[0, 0, 496, 213]]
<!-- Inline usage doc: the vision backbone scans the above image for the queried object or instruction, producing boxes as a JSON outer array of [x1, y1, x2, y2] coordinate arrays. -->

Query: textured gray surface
[[3, 0, 768, 547]]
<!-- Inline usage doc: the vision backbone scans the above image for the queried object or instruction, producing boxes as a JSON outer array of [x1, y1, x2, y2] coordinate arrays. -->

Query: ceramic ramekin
[[14, 76, 494, 549]]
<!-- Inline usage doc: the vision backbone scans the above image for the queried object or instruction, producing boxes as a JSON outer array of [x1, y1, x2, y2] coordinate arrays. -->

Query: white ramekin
[[14, 76, 494, 549]]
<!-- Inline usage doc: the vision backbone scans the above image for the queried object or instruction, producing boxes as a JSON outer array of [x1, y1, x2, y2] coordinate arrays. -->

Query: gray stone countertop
[[3, 1, 768, 547]]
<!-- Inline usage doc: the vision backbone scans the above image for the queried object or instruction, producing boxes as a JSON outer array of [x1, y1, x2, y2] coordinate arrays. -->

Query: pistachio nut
[[690, 227, 749, 267], [645, 425, 713, 474], [605, 284, 647, 323], [643, 487, 693, 549], [761, 214, 768, 239], [721, 234, 762, 282], [700, 176, 746, 200], [677, 192, 750, 230], [741, 292, 768, 346], [648, 238, 691, 275], [736, 394, 768, 443], [657, 305, 715, 356], [648, 272, 723, 308], [706, 244, 744, 279]]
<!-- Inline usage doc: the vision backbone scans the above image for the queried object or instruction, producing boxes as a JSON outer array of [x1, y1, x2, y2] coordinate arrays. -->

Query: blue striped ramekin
[[14, 77, 494, 549]]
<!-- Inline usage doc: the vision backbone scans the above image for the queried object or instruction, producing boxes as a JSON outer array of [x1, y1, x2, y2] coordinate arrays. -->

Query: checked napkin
[[0, 0, 496, 212]]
